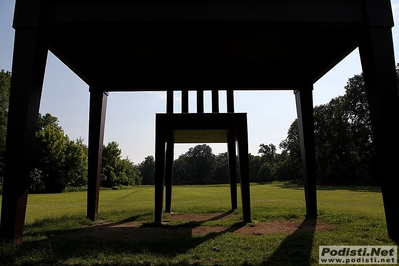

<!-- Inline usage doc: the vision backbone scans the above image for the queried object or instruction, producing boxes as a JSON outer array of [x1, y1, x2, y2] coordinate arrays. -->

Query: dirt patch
[[72, 213, 335, 241]]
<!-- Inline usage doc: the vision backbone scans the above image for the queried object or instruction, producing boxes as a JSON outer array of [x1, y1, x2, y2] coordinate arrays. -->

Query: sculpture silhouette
[[154, 89, 250, 223], [1, 0, 398, 244]]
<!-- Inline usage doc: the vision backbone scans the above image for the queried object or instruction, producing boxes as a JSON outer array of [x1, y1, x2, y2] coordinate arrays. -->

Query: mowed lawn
[[0, 182, 397, 265]]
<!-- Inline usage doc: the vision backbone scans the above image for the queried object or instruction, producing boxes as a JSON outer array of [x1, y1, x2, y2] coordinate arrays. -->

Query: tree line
[[29, 114, 143, 192], [138, 142, 299, 186], [1, 67, 397, 192], [139, 67, 399, 186], [0, 70, 142, 192]]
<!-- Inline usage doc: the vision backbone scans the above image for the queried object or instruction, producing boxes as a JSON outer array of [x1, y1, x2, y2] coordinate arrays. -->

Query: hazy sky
[[1, 1, 399, 164]]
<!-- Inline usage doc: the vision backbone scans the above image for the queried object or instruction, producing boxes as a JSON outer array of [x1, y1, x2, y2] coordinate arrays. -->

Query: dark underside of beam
[[47, 21, 359, 90]]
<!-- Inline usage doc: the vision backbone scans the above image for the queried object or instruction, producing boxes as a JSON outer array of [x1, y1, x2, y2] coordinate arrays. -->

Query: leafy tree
[[341, 74, 375, 183], [272, 153, 299, 181], [255, 143, 279, 181], [176, 151, 235, 185], [313, 73, 378, 185], [279, 119, 302, 180], [101, 141, 141, 187], [248, 154, 263, 182], [139, 155, 155, 185], [278, 70, 388, 185], [314, 96, 353, 184], [101, 141, 122, 187], [31, 123, 70, 192], [185, 144, 216, 184], [115, 157, 141, 187], [213, 152, 230, 184], [258, 143, 277, 163], [173, 144, 215, 184], [65, 138, 88, 187], [30, 113, 89, 192], [37, 112, 61, 131], [256, 162, 273, 181], [173, 154, 189, 185]]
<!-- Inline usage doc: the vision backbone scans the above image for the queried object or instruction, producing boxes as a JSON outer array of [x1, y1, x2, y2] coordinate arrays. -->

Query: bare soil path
[[73, 213, 335, 241]]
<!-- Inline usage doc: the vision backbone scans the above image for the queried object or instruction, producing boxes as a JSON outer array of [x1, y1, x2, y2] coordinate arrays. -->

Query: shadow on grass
[[262, 217, 317, 266], [276, 182, 381, 193], [110, 185, 154, 201], [5, 212, 247, 265]]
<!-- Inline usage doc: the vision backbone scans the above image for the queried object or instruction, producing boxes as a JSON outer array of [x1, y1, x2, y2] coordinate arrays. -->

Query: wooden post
[[0, 27, 48, 244], [236, 115, 251, 222], [227, 131, 238, 210], [212, 89, 219, 113], [87, 90, 108, 221], [295, 86, 317, 218], [358, 25, 399, 240], [164, 133, 174, 213], [197, 89, 204, 114], [167, 90, 173, 114], [227, 90, 237, 210], [227, 89, 234, 113], [182, 89, 189, 113], [154, 117, 167, 223]]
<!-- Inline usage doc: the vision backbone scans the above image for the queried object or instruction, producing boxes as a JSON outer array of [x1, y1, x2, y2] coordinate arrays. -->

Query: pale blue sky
[[1, 1, 398, 164]]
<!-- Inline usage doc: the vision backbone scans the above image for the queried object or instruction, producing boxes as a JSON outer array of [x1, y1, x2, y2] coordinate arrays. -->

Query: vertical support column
[[227, 89, 237, 210], [0, 27, 48, 245], [166, 89, 173, 114], [197, 89, 204, 113], [227, 89, 234, 113], [294, 87, 317, 218], [87, 89, 108, 221], [358, 26, 399, 240], [236, 114, 251, 222], [182, 89, 189, 113], [154, 116, 167, 223], [212, 89, 219, 113], [164, 132, 174, 213], [227, 131, 238, 210], [165, 89, 174, 213]]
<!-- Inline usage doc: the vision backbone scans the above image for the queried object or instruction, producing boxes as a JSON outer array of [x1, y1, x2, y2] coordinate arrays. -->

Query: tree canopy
[[139, 155, 155, 185], [101, 141, 141, 188], [30, 113, 88, 192], [174, 144, 216, 184], [278, 68, 399, 185]]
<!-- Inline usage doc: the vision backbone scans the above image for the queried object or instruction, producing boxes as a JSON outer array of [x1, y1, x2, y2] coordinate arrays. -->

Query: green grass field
[[0, 182, 397, 265]]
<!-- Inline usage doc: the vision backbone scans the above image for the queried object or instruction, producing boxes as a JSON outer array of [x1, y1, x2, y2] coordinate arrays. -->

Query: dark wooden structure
[[1, 0, 398, 244], [155, 89, 250, 223]]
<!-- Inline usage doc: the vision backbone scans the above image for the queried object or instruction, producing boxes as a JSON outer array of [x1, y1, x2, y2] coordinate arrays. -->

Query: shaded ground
[[73, 213, 335, 241]]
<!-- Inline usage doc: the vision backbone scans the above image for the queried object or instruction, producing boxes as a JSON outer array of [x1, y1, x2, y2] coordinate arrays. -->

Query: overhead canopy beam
[[42, 1, 366, 24]]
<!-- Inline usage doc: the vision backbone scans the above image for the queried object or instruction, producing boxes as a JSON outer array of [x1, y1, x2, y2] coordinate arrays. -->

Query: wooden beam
[[227, 89, 234, 113], [44, 1, 365, 24], [295, 86, 317, 218], [167, 90, 173, 114], [87, 90, 108, 221], [212, 89, 219, 113], [0, 27, 48, 244], [227, 131, 237, 210], [358, 26, 399, 240], [182, 89, 189, 113], [197, 89, 204, 114]]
